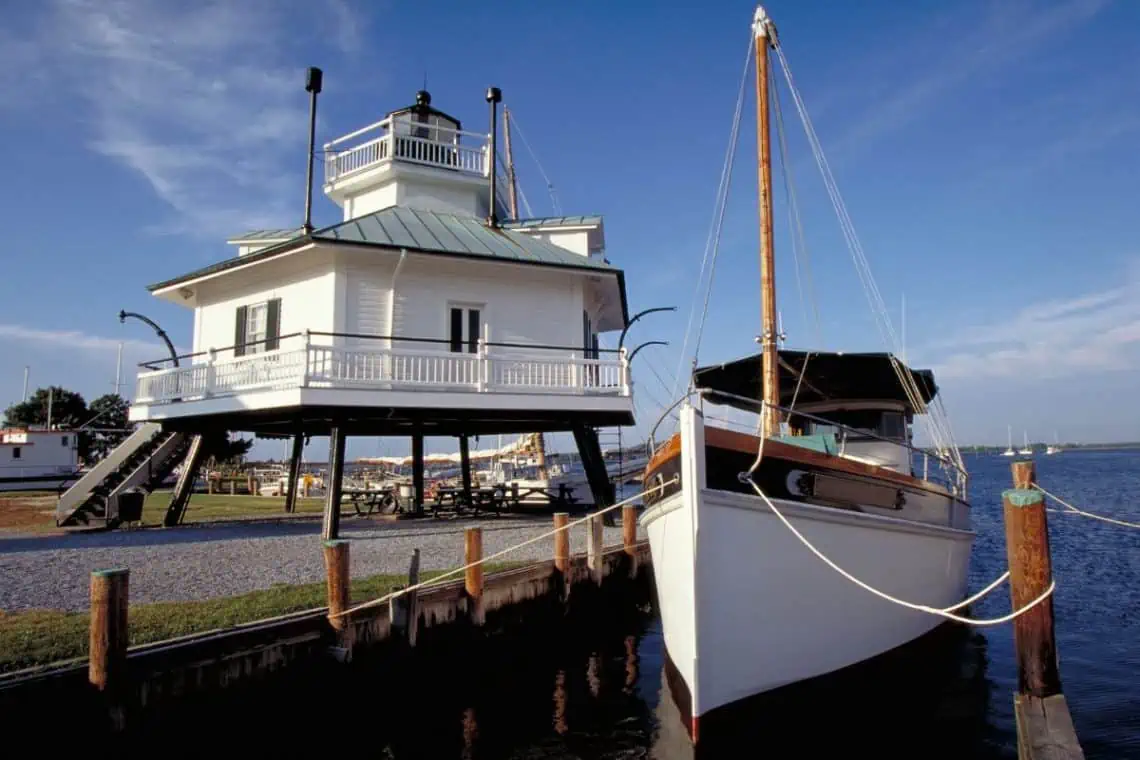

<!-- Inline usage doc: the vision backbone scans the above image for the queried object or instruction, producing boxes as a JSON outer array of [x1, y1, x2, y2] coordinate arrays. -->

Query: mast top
[[752, 5, 777, 43]]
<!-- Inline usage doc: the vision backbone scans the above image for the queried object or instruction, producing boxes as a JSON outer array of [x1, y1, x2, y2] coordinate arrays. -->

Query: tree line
[[3, 386, 252, 466]]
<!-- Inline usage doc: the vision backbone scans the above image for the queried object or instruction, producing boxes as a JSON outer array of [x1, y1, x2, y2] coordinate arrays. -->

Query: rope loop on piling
[[330, 476, 679, 619], [1034, 483, 1140, 530]]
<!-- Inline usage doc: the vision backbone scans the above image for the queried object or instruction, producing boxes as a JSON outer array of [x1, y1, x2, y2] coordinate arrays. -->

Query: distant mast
[[503, 106, 520, 220], [754, 6, 780, 438]]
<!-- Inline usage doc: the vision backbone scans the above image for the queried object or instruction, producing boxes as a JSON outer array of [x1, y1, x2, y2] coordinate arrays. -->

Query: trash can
[[118, 487, 145, 523]]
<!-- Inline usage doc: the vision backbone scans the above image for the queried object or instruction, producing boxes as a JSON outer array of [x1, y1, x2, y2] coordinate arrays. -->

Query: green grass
[[141, 492, 326, 525], [0, 491, 328, 535], [0, 563, 521, 674]]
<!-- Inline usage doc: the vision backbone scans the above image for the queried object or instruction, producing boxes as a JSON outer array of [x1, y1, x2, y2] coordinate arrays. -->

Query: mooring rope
[[740, 476, 1051, 626], [1035, 483, 1140, 530], [330, 476, 679, 619], [740, 408, 1052, 626]]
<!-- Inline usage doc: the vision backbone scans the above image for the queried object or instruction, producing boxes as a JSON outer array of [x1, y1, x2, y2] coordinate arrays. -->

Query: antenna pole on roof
[[485, 86, 503, 228], [302, 66, 324, 235]]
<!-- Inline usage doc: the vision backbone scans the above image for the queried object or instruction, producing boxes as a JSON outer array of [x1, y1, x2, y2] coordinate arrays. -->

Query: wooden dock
[[0, 511, 650, 735]]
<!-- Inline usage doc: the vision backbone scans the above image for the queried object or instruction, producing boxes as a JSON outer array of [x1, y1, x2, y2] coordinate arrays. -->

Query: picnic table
[[429, 485, 509, 518], [342, 486, 401, 516]]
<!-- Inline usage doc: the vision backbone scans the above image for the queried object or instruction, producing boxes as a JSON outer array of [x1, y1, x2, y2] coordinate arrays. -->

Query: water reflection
[[81, 604, 1001, 758], [648, 623, 1000, 760]]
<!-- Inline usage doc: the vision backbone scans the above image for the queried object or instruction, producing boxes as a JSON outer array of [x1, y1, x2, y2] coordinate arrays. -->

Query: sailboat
[[1001, 425, 1016, 456], [1046, 431, 1062, 455], [1018, 431, 1033, 456], [640, 7, 973, 742]]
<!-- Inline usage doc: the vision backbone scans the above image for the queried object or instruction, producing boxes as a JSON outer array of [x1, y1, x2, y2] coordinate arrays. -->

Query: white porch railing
[[135, 338, 630, 405], [324, 116, 490, 185]]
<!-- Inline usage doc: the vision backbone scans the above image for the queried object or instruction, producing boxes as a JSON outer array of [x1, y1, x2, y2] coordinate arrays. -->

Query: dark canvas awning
[[693, 350, 938, 412]]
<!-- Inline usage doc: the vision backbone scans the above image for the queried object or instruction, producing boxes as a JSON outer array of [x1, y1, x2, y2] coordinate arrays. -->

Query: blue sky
[[2, 0, 1139, 459]]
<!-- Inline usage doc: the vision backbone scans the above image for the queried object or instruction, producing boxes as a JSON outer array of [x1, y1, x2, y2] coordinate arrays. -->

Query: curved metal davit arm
[[119, 310, 179, 368]]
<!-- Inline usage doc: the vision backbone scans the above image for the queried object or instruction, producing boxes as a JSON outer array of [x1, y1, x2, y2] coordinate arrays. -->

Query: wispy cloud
[[0, 324, 166, 354], [919, 258, 1140, 380], [821, 0, 1111, 158], [13, 0, 367, 240]]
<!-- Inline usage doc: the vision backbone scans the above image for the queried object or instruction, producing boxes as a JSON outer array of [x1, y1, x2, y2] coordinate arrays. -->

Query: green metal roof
[[226, 227, 304, 242], [315, 207, 614, 270], [503, 215, 603, 229], [149, 207, 619, 293]]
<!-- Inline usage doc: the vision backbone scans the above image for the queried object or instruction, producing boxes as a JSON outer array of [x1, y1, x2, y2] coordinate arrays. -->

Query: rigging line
[[771, 45, 958, 463], [670, 34, 756, 402], [772, 70, 822, 347], [692, 35, 753, 366], [505, 112, 561, 216], [770, 63, 818, 418]]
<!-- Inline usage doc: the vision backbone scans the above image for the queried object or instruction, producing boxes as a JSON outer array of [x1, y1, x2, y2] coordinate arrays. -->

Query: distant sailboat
[[1001, 425, 1016, 457], [1018, 431, 1033, 456], [1046, 431, 1062, 455]]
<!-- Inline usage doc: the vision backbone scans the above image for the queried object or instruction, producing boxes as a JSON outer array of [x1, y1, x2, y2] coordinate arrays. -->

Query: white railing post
[[571, 351, 579, 390], [477, 338, 488, 392], [301, 330, 311, 388], [923, 453, 929, 481], [620, 348, 631, 397], [205, 348, 217, 398]]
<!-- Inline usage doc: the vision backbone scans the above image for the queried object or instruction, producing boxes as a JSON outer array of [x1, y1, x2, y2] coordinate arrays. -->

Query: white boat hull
[[641, 405, 973, 733]]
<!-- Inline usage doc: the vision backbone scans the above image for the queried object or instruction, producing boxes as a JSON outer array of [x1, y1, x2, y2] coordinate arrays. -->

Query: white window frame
[[447, 302, 485, 354], [245, 302, 270, 355]]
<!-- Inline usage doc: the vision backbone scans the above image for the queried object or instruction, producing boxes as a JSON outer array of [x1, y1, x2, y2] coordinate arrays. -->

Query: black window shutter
[[234, 305, 249, 357], [450, 308, 463, 353], [265, 298, 281, 351], [467, 309, 480, 354], [582, 310, 589, 353]]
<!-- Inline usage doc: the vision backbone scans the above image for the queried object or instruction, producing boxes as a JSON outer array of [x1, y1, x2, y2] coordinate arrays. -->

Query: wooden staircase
[[56, 424, 193, 527]]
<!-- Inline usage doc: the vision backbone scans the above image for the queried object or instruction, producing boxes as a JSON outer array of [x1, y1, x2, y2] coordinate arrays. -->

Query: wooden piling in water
[[1004, 461, 1085, 760], [622, 505, 639, 577], [89, 568, 129, 730], [465, 527, 484, 625], [390, 549, 421, 647], [587, 513, 604, 584], [553, 512, 570, 576], [1004, 461, 1060, 698], [322, 540, 352, 659], [322, 541, 350, 628]]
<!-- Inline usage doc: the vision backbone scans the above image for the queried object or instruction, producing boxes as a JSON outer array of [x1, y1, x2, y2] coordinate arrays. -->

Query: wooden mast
[[503, 107, 521, 220], [754, 6, 780, 439]]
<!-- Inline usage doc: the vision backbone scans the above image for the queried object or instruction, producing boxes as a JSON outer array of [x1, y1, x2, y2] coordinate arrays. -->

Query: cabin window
[[880, 412, 906, 440], [12, 447, 20, 459], [61, 436, 69, 447], [448, 305, 481, 353], [808, 410, 908, 442], [234, 298, 281, 357]]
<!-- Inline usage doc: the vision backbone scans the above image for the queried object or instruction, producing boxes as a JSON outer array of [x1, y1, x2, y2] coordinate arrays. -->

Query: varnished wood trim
[[645, 433, 680, 482], [703, 426, 954, 499]]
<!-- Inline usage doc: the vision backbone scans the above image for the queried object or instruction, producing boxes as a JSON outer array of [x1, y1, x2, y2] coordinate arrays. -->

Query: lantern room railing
[[323, 116, 490, 185]]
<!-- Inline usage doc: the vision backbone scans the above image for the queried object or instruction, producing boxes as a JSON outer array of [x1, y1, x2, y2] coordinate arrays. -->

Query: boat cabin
[[1, 427, 79, 491], [693, 350, 938, 475]]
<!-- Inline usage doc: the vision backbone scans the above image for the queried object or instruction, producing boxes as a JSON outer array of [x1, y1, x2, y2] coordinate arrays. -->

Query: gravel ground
[[0, 514, 639, 613]]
